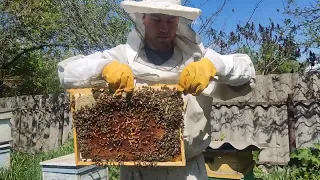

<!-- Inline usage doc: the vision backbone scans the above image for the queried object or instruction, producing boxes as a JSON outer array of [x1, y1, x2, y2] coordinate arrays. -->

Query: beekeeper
[[58, 0, 256, 179]]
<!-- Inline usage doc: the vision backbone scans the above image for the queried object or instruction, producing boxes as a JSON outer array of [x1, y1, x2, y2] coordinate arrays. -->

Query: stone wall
[[0, 93, 71, 153]]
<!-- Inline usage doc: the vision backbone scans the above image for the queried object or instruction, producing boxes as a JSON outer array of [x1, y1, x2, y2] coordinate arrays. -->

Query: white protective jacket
[[58, 16, 256, 180]]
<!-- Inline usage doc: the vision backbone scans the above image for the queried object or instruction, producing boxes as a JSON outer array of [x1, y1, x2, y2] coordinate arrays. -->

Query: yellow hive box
[[204, 151, 255, 179], [204, 141, 267, 180]]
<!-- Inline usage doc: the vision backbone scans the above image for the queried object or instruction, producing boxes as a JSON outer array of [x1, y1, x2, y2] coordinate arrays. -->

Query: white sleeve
[[201, 48, 256, 100], [57, 45, 126, 89]]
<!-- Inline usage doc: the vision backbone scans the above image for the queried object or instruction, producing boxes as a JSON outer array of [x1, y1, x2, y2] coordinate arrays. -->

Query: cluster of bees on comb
[[72, 85, 185, 167]]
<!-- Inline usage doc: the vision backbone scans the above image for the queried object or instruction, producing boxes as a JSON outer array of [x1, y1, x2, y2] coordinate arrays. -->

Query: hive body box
[[0, 109, 14, 169], [204, 141, 270, 180], [40, 153, 108, 180], [68, 85, 186, 167]]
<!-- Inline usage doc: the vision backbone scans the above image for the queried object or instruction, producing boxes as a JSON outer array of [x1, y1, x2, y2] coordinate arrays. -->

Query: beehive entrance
[[69, 85, 186, 166]]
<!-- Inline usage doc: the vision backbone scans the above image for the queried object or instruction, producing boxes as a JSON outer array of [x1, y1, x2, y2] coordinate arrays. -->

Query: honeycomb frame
[[67, 85, 186, 167]]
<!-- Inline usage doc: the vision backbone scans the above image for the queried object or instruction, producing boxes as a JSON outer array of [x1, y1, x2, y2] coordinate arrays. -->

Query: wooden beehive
[[68, 85, 186, 167]]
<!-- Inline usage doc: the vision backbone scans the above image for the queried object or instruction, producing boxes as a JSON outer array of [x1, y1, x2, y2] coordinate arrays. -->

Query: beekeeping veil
[[120, 0, 206, 70]]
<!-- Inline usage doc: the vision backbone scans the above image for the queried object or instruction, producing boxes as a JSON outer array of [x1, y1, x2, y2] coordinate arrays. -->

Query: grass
[[253, 145, 320, 180], [254, 165, 320, 180], [0, 139, 120, 180], [254, 166, 292, 180], [1, 140, 318, 180]]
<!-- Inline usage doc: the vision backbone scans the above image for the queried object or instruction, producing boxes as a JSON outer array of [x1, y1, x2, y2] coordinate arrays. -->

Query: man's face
[[143, 13, 179, 50]]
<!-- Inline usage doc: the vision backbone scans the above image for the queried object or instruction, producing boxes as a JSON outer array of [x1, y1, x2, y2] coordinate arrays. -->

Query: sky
[[187, 0, 317, 60], [192, 0, 292, 31]]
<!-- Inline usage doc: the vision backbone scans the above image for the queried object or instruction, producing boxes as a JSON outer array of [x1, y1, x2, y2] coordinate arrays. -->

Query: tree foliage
[[284, 0, 320, 49], [205, 21, 301, 75], [1, 0, 319, 96], [283, 0, 320, 74], [0, 0, 131, 97]]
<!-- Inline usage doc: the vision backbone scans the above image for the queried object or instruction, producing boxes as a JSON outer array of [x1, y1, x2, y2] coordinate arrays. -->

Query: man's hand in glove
[[177, 58, 217, 96], [101, 60, 134, 97]]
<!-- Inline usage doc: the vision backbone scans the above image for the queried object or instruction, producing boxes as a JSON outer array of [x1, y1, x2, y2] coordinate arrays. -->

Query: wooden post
[[0, 69, 4, 96], [287, 94, 297, 154], [57, 94, 64, 147]]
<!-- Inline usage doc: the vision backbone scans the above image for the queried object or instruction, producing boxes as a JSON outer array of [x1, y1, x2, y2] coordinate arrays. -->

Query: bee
[[73, 85, 185, 165]]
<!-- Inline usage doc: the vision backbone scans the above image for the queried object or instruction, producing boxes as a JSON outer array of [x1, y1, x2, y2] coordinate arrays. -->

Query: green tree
[[205, 21, 301, 75], [3, 51, 62, 96], [284, 0, 320, 49], [0, 0, 131, 96]]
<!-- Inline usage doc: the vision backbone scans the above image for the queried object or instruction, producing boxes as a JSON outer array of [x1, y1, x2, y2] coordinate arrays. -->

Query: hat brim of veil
[[120, 1, 201, 21]]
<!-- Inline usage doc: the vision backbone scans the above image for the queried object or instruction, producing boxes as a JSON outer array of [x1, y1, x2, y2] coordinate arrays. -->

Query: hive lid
[[0, 108, 15, 120], [40, 153, 77, 167], [206, 141, 275, 152]]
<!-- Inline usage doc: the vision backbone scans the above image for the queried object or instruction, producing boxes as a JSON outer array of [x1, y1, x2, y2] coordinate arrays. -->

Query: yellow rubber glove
[[177, 58, 217, 96], [101, 60, 134, 97]]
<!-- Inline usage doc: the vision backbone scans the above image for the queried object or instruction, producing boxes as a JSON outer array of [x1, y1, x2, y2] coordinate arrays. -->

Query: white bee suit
[[57, 0, 256, 179]]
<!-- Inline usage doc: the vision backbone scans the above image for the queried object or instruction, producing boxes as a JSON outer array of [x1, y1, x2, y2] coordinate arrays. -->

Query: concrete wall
[[0, 93, 71, 153], [211, 73, 320, 165]]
